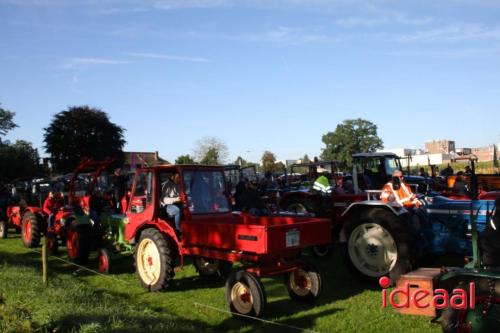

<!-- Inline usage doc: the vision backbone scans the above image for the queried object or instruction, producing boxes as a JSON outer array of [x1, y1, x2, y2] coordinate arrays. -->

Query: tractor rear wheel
[[135, 228, 175, 291], [98, 248, 112, 274], [193, 257, 233, 279], [226, 270, 267, 317], [0, 220, 7, 239], [441, 278, 500, 333], [341, 208, 416, 284], [22, 212, 41, 248], [66, 224, 90, 264], [46, 232, 58, 255], [284, 264, 322, 302]]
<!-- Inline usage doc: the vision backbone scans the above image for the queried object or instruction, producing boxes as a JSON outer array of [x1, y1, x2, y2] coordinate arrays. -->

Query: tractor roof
[[352, 152, 398, 158]]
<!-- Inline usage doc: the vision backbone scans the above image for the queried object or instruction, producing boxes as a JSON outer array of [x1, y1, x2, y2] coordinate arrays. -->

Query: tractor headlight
[[59, 218, 65, 226]]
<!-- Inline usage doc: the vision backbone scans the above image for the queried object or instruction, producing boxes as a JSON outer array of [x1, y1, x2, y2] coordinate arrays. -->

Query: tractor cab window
[[384, 157, 401, 177], [130, 171, 153, 213], [183, 170, 230, 214]]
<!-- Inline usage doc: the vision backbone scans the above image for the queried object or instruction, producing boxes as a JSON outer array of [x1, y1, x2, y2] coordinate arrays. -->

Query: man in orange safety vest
[[380, 170, 420, 208]]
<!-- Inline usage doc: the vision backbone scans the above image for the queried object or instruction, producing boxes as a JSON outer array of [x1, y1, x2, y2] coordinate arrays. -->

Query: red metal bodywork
[[124, 165, 331, 276]]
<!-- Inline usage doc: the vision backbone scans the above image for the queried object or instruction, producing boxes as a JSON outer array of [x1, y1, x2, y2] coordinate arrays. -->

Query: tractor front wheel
[[98, 248, 112, 274], [193, 257, 233, 279], [284, 264, 322, 302], [66, 224, 90, 264], [22, 212, 41, 248], [226, 270, 267, 317], [441, 278, 500, 333], [135, 228, 175, 291], [0, 220, 7, 239], [341, 208, 416, 284]]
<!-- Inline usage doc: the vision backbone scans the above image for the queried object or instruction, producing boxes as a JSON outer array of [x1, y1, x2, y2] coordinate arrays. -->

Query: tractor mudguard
[[439, 268, 500, 282], [338, 201, 409, 242]]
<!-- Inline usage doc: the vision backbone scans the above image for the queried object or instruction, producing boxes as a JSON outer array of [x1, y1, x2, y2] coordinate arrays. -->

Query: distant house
[[123, 151, 169, 171]]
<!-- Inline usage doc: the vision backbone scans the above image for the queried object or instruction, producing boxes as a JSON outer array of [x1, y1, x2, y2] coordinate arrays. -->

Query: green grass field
[[0, 235, 441, 333]]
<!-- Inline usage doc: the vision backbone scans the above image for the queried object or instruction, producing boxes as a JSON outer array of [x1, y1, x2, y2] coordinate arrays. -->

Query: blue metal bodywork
[[421, 196, 496, 255]]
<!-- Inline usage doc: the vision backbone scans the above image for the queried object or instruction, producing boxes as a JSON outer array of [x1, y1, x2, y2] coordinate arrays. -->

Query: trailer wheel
[[441, 278, 500, 333], [342, 208, 415, 284], [193, 257, 233, 279], [226, 270, 267, 317], [284, 264, 322, 302], [46, 232, 58, 255], [22, 212, 41, 248], [98, 248, 112, 274], [0, 220, 7, 239], [135, 228, 175, 291], [66, 224, 90, 264]]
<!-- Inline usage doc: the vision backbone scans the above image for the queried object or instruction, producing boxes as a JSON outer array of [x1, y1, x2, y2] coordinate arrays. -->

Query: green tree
[[0, 140, 41, 182], [44, 106, 125, 173], [234, 156, 247, 166], [193, 136, 229, 165], [200, 147, 220, 165], [0, 104, 18, 141], [175, 154, 195, 164], [261, 151, 277, 173], [321, 118, 383, 166], [301, 154, 311, 163]]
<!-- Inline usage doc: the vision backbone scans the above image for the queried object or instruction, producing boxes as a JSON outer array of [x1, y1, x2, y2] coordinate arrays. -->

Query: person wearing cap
[[380, 170, 420, 208], [43, 191, 64, 228], [161, 174, 182, 233]]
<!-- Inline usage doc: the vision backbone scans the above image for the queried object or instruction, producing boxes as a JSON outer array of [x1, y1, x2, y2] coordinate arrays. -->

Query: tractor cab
[[352, 152, 427, 193], [288, 160, 344, 190]]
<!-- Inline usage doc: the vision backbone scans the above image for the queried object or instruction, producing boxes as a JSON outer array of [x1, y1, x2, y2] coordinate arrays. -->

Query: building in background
[[425, 140, 456, 154], [123, 151, 168, 171]]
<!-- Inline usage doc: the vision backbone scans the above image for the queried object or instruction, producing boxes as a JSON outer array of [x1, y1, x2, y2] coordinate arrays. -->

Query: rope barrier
[[7, 240, 320, 333], [193, 302, 321, 333]]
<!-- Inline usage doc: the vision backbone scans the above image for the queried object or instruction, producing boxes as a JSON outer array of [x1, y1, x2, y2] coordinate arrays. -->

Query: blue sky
[[1, 0, 500, 163]]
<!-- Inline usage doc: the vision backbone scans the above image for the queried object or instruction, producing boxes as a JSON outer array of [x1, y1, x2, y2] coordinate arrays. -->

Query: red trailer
[[124, 165, 331, 317]]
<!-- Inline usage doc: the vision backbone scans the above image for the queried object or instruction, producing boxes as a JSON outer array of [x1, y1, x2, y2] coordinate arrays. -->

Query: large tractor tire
[[226, 270, 267, 317], [193, 257, 233, 279], [66, 223, 91, 264], [0, 219, 7, 239], [22, 212, 41, 248], [441, 278, 500, 333], [284, 264, 322, 303], [341, 208, 416, 284], [135, 228, 175, 291]]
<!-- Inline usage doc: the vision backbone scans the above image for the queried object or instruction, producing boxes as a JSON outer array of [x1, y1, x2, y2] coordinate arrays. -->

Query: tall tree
[[0, 104, 18, 141], [321, 118, 383, 166], [302, 154, 311, 163], [193, 136, 229, 165], [175, 154, 195, 164], [234, 156, 247, 166], [261, 150, 277, 173], [44, 106, 126, 173], [0, 140, 41, 182]]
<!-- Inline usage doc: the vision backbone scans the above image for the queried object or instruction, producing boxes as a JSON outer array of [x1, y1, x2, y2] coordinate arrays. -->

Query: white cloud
[[128, 52, 209, 62], [61, 57, 131, 69], [395, 24, 500, 42]]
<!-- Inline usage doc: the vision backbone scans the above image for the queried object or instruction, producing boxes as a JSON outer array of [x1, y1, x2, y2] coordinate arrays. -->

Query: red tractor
[[44, 158, 115, 263], [119, 164, 331, 317], [0, 197, 47, 248]]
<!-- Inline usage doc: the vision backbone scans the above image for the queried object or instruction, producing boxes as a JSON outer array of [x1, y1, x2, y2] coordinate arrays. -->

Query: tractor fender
[[338, 201, 408, 242], [440, 269, 500, 282], [131, 219, 182, 267]]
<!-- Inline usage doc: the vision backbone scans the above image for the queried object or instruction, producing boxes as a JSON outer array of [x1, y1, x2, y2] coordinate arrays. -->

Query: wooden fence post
[[42, 235, 48, 286]]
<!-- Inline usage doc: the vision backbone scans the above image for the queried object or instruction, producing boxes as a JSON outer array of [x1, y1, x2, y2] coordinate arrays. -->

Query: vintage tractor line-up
[[1, 154, 499, 331]]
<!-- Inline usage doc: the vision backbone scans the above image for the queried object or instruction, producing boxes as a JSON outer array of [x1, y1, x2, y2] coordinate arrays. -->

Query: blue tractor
[[339, 158, 499, 284]]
